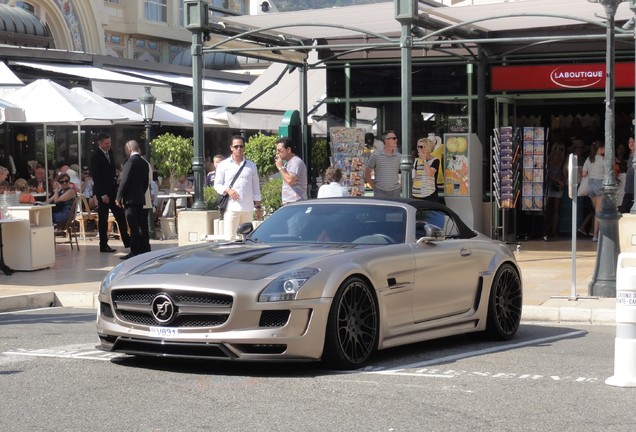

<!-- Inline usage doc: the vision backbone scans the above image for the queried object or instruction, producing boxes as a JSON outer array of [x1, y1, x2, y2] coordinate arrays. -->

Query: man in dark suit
[[116, 140, 150, 260], [90, 132, 130, 253]]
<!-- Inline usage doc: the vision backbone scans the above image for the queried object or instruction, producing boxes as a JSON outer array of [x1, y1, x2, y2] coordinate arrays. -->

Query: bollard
[[606, 252, 636, 387]]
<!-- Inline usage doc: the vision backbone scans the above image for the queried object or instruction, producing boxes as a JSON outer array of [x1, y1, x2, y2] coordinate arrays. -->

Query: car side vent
[[259, 310, 291, 327]]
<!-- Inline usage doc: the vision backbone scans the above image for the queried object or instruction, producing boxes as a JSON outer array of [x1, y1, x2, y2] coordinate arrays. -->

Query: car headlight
[[100, 262, 125, 295], [259, 268, 320, 302]]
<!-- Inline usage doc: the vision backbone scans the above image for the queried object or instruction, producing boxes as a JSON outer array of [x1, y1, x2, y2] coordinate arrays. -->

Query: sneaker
[[577, 228, 588, 236], [592, 236, 598, 242], [543, 234, 548, 242]]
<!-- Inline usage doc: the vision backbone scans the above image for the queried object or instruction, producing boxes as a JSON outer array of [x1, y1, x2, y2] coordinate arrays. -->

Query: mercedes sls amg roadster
[[96, 198, 522, 369]]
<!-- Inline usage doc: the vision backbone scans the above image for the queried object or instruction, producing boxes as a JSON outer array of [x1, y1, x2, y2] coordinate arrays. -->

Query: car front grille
[[109, 289, 233, 328]]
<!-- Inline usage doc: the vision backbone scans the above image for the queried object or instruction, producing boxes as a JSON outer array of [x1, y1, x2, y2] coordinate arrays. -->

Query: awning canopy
[[10, 61, 173, 102], [0, 60, 23, 86], [224, 52, 326, 130], [212, 0, 636, 62], [111, 67, 249, 107]]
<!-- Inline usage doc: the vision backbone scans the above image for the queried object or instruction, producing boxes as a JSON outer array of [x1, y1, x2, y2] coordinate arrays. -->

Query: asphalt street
[[0, 308, 634, 432]]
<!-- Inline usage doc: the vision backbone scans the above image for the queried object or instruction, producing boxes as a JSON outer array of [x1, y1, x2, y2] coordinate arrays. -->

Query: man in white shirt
[[214, 135, 262, 239]]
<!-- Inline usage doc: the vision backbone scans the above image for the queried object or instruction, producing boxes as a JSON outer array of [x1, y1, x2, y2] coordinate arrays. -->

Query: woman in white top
[[318, 166, 347, 198], [581, 141, 605, 241]]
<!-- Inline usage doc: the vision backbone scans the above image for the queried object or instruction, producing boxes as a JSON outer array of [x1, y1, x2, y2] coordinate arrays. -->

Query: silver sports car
[[96, 198, 522, 369]]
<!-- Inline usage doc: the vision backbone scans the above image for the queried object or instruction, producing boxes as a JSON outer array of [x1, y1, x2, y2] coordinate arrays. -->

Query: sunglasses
[[59, 180, 69, 184], [232, 145, 245, 149], [385, 137, 398, 140], [417, 146, 425, 149]]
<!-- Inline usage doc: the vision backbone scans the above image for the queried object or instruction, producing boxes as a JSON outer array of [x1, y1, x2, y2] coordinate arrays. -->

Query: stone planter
[[177, 209, 220, 246]]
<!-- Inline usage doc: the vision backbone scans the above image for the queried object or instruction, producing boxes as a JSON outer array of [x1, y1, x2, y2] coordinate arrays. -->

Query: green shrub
[[260, 177, 283, 216], [245, 132, 278, 177], [151, 133, 193, 187], [312, 138, 329, 175], [203, 185, 220, 210]]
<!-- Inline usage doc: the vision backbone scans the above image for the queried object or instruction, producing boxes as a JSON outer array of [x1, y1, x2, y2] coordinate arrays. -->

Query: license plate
[[149, 327, 179, 338]]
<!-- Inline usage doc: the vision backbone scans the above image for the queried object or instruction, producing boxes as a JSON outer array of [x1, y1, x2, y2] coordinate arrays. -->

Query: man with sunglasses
[[214, 135, 262, 240], [364, 130, 402, 198]]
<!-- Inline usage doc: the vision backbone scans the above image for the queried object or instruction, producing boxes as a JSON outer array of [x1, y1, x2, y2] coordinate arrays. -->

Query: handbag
[[216, 161, 246, 217], [577, 176, 589, 197]]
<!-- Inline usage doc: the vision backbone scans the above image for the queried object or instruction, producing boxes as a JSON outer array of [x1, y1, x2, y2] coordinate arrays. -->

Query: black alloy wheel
[[485, 263, 522, 340], [323, 277, 378, 369]]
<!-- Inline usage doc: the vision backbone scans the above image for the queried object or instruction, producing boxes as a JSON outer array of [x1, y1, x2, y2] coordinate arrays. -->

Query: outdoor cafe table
[[157, 192, 194, 218]]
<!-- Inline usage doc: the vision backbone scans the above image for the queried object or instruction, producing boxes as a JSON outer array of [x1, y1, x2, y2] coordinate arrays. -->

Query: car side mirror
[[416, 222, 445, 243], [237, 222, 254, 236]]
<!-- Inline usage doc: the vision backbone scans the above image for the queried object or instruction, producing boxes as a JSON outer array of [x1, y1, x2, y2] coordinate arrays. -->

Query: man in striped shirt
[[364, 130, 401, 198]]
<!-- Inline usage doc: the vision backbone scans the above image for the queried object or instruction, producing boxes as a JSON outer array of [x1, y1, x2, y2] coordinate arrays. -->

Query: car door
[[410, 212, 485, 324]]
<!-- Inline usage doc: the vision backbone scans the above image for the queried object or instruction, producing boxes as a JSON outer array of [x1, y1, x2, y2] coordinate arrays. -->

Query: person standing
[[116, 140, 150, 260], [543, 142, 566, 241], [90, 132, 130, 253], [275, 137, 308, 204], [206, 154, 224, 186], [412, 137, 443, 203], [581, 140, 606, 242], [364, 130, 401, 198], [619, 135, 635, 213], [214, 135, 262, 239]]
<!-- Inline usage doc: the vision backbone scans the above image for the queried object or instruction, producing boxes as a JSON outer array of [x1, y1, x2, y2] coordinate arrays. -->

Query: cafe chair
[[75, 194, 98, 240], [54, 195, 81, 250]]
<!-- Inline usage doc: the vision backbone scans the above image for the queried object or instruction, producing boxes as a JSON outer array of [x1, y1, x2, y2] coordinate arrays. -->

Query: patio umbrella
[[4, 79, 135, 195], [122, 100, 220, 127], [0, 98, 25, 123]]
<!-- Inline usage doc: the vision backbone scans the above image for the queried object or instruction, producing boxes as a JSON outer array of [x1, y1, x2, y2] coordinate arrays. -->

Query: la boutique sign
[[491, 63, 634, 92], [550, 66, 603, 89]]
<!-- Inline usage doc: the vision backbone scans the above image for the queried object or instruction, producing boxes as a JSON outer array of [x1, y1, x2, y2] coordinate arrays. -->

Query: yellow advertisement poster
[[444, 134, 469, 197]]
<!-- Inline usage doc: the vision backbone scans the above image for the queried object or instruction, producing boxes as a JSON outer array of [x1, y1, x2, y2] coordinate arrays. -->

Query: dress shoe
[[119, 253, 134, 260], [100, 246, 116, 253]]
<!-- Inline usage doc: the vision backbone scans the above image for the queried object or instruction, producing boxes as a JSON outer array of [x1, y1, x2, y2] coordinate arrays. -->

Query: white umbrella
[[70, 87, 144, 123], [122, 100, 220, 127], [5, 79, 134, 194], [0, 98, 25, 123]]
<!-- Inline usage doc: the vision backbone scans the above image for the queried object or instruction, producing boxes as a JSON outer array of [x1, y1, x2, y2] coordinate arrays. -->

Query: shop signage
[[491, 63, 635, 92]]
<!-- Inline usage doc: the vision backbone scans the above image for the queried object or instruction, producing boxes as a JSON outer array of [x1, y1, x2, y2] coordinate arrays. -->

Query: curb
[[522, 305, 615, 325]]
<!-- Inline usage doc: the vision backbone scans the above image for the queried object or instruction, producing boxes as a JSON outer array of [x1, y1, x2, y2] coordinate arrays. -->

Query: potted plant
[[150, 133, 194, 190]]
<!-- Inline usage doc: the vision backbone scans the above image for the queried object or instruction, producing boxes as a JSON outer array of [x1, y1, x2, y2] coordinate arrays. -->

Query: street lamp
[[588, 0, 623, 298], [139, 86, 156, 239]]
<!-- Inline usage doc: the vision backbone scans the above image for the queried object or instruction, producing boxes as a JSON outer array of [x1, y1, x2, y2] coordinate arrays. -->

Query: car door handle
[[460, 247, 471, 257]]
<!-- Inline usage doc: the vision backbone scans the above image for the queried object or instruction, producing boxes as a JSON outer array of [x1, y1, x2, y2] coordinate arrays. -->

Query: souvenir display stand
[[492, 127, 522, 241], [4, 205, 55, 271], [444, 133, 483, 232], [328, 127, 367, 196]]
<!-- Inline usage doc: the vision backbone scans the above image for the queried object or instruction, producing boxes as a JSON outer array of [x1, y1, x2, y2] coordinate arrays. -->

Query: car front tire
[[323, 277, 378, 369]]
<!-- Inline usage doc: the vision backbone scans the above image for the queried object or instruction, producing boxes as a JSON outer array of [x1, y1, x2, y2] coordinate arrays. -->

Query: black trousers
[[97, 197, 129, 248], [124, 204, 150, 256]]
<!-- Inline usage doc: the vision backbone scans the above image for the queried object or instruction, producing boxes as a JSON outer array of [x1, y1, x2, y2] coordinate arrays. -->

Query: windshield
[[249, 203, 406, 244]]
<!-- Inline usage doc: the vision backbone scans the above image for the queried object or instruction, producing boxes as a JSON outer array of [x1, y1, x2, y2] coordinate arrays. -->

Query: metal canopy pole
[[588, 0, 622, 298], [185, 0, 207, 211], [396, 0, 415, 198]]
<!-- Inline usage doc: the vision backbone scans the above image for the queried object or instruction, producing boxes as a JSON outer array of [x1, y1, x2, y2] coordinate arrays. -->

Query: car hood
[[129, 242, 357, 280]]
